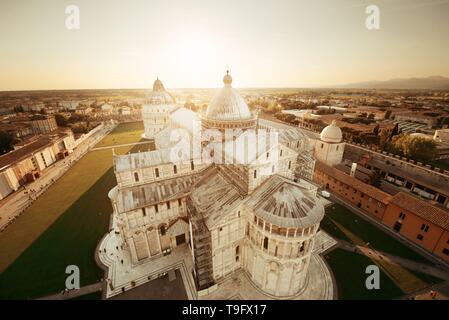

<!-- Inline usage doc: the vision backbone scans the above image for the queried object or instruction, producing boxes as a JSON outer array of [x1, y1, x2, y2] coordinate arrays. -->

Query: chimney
[[350, 162, 357, 177]]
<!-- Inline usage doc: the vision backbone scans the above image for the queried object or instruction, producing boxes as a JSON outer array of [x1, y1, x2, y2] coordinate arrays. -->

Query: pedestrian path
[[91, 140, 153, 151], [37, 282, 102, 300], [338, 241, 449, 281]]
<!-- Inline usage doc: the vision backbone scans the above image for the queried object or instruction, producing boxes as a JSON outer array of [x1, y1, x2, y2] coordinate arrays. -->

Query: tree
[[379, 129, 390, 149], [0, 130, 14, 155], [55, 113, 68, 127], [369, 169, 383, 189], [390, 123, 400, 140], [392, 135, 438, 162]]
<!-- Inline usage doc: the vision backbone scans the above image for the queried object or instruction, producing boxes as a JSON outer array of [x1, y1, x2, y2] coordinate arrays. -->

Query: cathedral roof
[[189, 166, 244, 229], [115, 174, 199, 213], [246, 175, 324, 228], [205, 71, 253, 121]]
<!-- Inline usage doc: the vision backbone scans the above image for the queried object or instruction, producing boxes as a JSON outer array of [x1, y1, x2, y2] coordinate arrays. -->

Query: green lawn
[[94, 121, 144, 147], [325, 248, 404, 300], [321, 204, 431, 264], [0, 123, 147, 299]]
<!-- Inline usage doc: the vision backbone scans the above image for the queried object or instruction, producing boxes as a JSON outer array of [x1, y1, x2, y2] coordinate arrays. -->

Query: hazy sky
[[1, 0, 449, 90]]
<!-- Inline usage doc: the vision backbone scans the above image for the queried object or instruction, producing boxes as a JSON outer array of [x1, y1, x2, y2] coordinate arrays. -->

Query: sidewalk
[[37, 282, 102, 300], [338, 241, 449, 280]]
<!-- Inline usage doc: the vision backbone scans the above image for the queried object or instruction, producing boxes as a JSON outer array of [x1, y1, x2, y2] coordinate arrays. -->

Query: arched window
[[160, 225, 166, 236], [263, 237, 269, 250], [134, 172, 139, 182], [191, 161, 195, 171], [254, 170, 257, 179], [155, 168, 159, 178], [173, 165, 177, 174], [235, 245, 240, 255], [288, 161, 291, 170]]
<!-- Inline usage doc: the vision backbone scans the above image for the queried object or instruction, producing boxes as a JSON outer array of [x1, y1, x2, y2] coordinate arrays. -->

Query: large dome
[[320, 120, 343, 143], [146, 78, 174, 105], [205, 72, 252, 121]]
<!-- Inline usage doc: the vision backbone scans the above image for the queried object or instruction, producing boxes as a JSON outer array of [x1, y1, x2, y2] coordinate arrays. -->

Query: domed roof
[[205, 71, 252, 121], [146, 78, 174, 105], [320, 120, 343, 143], [247, 175, 324, 228]]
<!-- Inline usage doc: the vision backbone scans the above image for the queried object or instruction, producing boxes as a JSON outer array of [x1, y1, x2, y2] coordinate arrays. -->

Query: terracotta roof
[[0, 136, 52, 170], [390, 192, 449, 231], [315, 161, 392, 204]]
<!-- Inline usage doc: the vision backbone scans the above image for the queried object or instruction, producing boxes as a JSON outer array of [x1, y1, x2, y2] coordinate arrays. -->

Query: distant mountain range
[[340, 76, 449, 90]]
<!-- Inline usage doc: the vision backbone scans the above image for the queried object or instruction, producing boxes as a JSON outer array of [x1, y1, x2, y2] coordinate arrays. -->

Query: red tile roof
[[390, 192, 449, 231], [315, 161, 392, 204], [0, 137, 52, 170]]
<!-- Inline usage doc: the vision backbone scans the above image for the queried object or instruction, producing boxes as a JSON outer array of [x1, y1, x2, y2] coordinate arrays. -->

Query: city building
[[30, 115, 58, 134], [382, 192, 449, 261], [0, 131, 75, 200]]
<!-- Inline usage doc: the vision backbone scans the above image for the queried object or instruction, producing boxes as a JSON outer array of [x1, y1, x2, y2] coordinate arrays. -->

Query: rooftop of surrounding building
[[0, 134, 62, 170], [390, 192, 449, 231], [315, 160, 392, 204]]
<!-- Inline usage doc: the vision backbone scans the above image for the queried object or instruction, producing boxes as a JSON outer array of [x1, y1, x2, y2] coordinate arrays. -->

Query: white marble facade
[[100, 73, 328, 298]]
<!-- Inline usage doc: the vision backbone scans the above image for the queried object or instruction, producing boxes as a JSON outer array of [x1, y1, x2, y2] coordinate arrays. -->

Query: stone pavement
[[37, 282, 102, 300]]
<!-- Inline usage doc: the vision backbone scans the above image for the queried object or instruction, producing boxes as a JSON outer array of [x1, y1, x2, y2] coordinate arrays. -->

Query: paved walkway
[[338, 241, 449, 280], [37, 282, 102, 300], [91, 140, 154, 151], [400, 281, 449, 300]]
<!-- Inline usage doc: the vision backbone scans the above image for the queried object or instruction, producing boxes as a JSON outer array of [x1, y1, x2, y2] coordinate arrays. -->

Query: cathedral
[[98, 72, 339, 299]]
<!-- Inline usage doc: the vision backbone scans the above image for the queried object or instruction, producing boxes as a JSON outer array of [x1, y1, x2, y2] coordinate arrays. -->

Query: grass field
[[325, 248, 404, 300], [325, 248, 443, 300], [0, 123, 147, 299], [321, 204, 431, 264], [94, 121, 144, 147]]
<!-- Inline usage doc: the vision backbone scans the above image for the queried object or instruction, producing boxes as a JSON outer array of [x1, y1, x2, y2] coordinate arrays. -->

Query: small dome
[[152, 78, 165, 92], [320, 120, 342, 143], [205, 71, 252, 121], [146, 78, 174, 105]]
